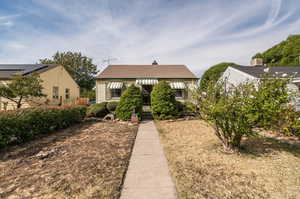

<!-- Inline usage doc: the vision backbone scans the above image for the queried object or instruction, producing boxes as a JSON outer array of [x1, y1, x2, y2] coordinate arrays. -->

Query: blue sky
[[0, 0, 300, 76]]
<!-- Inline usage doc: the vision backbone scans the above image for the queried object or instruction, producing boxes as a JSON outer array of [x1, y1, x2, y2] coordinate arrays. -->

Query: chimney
[[152, 60, 158, 65], [250, 58, 263, 66]]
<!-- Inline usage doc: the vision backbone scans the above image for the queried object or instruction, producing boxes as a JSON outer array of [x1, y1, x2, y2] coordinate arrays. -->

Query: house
[[220, 58, 300, 91], [0, 64, 80, 110], [96, 61, 198, 104]]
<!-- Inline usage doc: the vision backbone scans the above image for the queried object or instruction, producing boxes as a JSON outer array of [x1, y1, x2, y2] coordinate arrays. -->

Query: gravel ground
[[0, 121, 138, 199], [156, 120, 300, 199]]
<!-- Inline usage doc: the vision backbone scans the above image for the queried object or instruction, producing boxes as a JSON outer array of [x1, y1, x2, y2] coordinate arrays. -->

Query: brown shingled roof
[[97, 65, 198, 79]]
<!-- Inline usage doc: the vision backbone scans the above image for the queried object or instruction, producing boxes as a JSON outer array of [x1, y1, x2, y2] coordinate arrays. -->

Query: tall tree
[[40, 51, 98, 91], [0, 74, 45, 109], [253, 34, 300, 66], [200, 62, 237, 90]]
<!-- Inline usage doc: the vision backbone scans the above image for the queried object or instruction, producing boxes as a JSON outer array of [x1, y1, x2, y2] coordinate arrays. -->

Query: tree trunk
[[17, 96, 23, 109], [222, 136, 241, 153]]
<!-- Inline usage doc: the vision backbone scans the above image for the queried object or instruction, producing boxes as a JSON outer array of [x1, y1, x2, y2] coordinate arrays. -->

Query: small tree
[[116, 85, 143, 120], [197, 81, 255, 151], [151, 81, 178, 120], [0, 74, 45, 109], [196, 75, 291, 152]]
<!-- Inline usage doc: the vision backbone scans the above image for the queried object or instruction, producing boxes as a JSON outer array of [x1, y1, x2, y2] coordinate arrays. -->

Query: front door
[[142, 85, 153, 105]]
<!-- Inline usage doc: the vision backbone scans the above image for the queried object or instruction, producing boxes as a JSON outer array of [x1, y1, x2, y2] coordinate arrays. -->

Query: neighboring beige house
[[0, 64, 80, 110], [96, 61, 198, 105]]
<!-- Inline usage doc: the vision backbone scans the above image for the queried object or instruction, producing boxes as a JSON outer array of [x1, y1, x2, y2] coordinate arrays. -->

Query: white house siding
[[96, 79, 197, 103], [220, 67, 258, 88], [96, 81, 106, 103]]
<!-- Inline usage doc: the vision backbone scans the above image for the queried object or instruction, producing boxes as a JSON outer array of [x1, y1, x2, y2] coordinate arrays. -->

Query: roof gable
[[97, 65, 198, 79]]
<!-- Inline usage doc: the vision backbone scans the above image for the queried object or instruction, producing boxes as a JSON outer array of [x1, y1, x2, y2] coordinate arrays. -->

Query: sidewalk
[[120, 121, 177, 199]]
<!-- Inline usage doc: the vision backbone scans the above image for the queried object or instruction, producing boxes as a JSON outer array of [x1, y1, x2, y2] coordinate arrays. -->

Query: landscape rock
[[103, 113, 115, 121], [36, 149, 57, 160]]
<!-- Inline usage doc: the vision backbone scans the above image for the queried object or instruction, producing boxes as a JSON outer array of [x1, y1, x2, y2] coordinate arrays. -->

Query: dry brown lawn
[[156, 120, 300, 199], [0, 121, 138, 199]]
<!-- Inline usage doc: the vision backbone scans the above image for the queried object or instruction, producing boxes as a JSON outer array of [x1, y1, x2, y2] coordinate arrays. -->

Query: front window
[[53, 87, 59, 99], [65, 88, 70, 99], [175, 89, 184, 98], [111, 89, 121, 98]]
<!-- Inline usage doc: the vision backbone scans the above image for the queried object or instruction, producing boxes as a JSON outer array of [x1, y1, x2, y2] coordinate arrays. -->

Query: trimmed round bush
[[116, 85, 143, 120], [151, 81, 179, 120], [86, 102, 108, 117], [106, 101, 119, 112]]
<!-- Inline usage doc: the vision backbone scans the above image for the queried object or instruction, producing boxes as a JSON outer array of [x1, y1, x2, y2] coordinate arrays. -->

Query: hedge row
[[0, 106, 86, 148]]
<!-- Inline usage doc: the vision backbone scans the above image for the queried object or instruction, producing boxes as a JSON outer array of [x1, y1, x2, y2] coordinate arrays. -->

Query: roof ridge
[[98, 64, 197, 79]]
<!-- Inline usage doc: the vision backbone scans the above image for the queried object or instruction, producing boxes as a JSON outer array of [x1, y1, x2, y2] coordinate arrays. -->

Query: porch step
[[142, 111, 153, 120]]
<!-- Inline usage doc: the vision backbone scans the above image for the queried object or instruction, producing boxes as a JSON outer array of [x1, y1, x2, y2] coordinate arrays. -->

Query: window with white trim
[[111, 89, 122, 98], [174, 89, 184, 98]]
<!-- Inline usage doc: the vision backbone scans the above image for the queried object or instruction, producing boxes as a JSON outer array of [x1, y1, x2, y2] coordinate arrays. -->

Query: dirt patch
[[156, 120, 300, 199], [0, 121, 138, 199]]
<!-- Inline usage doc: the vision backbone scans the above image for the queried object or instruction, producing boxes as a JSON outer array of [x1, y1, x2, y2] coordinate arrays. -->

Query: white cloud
[[1, 0, 300, 76], [0, 14, 19, 27]]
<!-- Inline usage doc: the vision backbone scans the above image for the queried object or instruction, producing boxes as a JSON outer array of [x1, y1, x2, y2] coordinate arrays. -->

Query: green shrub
[[86, 102, 108, 117], [177, 101, 197, 116], [279, 109, 300, 137], [290, 120, 300, 137], [106, 101, 119, 112], [196, 74, 291, 151], [116, 85, 143, 120], [151, 81, 179, 120], [196, 81, 256, 151], [0, 106, 86, 148], [247, 75, 290, 129]]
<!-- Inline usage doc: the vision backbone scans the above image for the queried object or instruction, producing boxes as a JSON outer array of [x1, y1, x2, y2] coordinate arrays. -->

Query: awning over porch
[[169, 82, 186, 89], [136, 79, 158, 85], [107, 82, 123, 89]]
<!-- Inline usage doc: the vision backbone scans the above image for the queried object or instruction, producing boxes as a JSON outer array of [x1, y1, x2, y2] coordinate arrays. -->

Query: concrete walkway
[[120, 121, 177, 199]]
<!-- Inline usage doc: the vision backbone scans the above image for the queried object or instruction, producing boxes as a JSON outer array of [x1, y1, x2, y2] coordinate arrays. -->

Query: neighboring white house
[[221, 60, 300, 90], [220, 58, 300, 109]]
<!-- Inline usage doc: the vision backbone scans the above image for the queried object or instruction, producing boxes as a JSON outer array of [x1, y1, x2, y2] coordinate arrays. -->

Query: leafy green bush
[[116, 85, 143, 120], [151, 81, 178, 120], [106, 101, 119, 112], [197, 81, 255, 151], [177, 101, 197, 116], [86, 102, 108, 117], [247, 75, 290, 129], [0, 106, 86, 148], [278, 109, 300, 138], [196, 74, 291, 151]]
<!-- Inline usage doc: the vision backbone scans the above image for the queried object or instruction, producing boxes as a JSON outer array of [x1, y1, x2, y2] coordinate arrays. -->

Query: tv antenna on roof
[[102, 57, 118, 66]]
